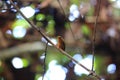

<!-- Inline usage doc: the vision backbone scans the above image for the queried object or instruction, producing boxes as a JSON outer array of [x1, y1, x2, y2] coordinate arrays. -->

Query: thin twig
[[42, 42, 48, 80], [9, 0, 101, 79], [57, 0, 76, 40], [91, 0, 101, 71]]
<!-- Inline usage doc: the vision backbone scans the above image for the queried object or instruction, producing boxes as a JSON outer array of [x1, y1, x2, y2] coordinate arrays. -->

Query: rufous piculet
[[56, 36, 65, 51]]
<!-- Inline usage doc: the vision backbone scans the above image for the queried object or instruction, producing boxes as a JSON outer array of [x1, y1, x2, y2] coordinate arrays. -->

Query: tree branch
[[9, 0, 101, 79], [92, 0, 101, 71], [0, 41, 45, 59]]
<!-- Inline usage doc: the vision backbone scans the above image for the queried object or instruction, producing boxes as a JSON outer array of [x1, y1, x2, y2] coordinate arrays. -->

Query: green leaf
[[12, 19, 30, 29], [22, 58, 29, 68], [81, 24, 91, 36], [46, 20, 55, 35], [36, 14, 46, 21]]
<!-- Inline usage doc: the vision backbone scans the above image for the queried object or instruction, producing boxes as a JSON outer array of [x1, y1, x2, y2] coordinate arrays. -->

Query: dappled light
[[74, 55, 93, 76], [0, 0, 120, 80]]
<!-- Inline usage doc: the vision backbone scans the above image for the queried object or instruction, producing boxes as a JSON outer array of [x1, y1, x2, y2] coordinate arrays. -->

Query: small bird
[[56, 36, 65, 51]]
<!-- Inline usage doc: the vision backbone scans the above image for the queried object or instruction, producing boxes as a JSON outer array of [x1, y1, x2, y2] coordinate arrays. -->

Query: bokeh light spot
[[13, 26, 26, 39], [107, 64, 116, 74], [20, 6, 35, 18], [12, 57, 23, 69]]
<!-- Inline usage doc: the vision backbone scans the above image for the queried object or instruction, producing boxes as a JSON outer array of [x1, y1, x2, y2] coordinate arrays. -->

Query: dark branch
[[42, 42, 48, 80], [91, 0, 101, 71]]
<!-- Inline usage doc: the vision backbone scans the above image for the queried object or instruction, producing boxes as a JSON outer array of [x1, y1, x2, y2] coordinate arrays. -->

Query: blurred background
[[0, 0, 120, 80]]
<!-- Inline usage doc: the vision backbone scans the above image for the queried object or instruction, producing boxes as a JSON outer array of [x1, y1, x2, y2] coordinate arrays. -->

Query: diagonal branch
[[9, 0, 101, 79]]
